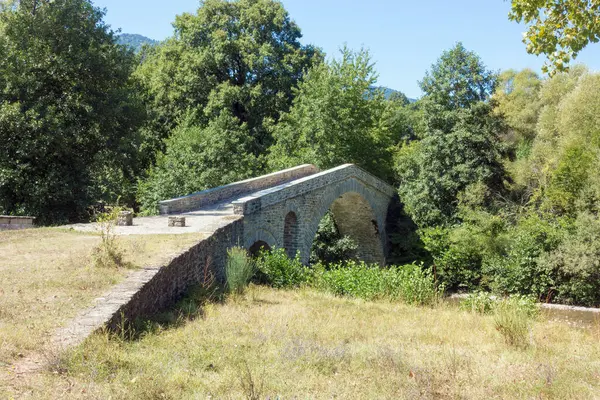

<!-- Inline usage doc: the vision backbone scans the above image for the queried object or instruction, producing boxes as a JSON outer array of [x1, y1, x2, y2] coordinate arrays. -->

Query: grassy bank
[[0, 228, 206, 366], [4, 285, 600, 399]]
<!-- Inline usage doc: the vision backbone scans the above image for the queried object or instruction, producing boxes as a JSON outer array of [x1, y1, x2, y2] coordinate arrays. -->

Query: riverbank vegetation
[[1, 0, 600, 307]]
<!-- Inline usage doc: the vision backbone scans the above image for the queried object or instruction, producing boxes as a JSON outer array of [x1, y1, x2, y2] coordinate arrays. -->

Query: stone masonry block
[[168, 216, 186, 227]]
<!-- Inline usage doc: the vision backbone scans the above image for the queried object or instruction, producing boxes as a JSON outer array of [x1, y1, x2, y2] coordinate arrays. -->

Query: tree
[[396, 104, 506, 227], [513, 66, 588, 196], [539, 72, 600, 215], [395, 44, 505, 227], [419, 42, 497, 111], [268, 47, 397, 182], [0, 0, 143, 224], [137, 113, 258, 214], [492, 69, 542, 145], [509, 0, 600, 75], [135, 0, 321, 156]]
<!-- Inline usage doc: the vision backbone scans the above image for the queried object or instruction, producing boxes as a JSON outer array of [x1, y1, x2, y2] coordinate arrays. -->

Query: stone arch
[[329, 192, 385, 265], [301, 180, 387, 265], [248, 240, 271, 257], [244, 228, 278, 254], [283, 211, 299, 258]]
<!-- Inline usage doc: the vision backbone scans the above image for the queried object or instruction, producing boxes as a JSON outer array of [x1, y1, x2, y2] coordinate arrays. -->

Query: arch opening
[[310, 191, 385, 266], [283, 211, 299, 259], [248, 240, 271, 258]]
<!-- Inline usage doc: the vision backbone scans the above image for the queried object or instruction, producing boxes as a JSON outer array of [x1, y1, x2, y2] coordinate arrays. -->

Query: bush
[[226, 247, 255, 295], [420, 225, 485, 291], [493, 295, 538, 348], [316, 261, 441, 306], [310, 212, 358, 264], [541, 212, 600, 306], [255, 248, 311, 288], [92, 207, 127, 269], [483, 214, 567, 298], [460, 292, 495, 314]]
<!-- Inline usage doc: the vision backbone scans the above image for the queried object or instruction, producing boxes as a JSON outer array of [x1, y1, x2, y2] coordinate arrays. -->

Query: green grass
[[4, 286, 600, 399]]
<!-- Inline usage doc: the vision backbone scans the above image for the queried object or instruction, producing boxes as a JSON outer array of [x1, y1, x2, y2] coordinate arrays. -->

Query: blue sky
[[93, 0, 600, 99]]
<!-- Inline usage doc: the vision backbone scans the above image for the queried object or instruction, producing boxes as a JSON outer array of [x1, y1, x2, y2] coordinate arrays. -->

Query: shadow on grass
[[111, 283, 227, 342]]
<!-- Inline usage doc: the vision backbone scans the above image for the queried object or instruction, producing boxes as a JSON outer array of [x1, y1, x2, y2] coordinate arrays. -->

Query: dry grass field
[[3, 285, 600, 399], [0, 228, 206, 366]]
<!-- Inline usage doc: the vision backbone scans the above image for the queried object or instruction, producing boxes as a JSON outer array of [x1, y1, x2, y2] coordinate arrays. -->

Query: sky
[[93, 0, 600, 99]]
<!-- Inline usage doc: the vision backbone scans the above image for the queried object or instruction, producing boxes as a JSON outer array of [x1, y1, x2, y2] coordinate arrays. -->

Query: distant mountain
[[117, 33, 158, 52], [371, 86, 416, 103]]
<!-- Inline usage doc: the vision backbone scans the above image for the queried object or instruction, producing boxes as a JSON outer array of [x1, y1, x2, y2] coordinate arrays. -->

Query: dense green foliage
[[0, 0, 144, 224], [509, 0, 600, 75], [396, 43, 506, 228], [254, 249, 440, 306], [135, 0, 321, 212], [417, 63, 600, 305], [309, 212, 358, 265], [315, 261, 439, 305], [268, 47, 402, 182], [254, 248, 311, 288]]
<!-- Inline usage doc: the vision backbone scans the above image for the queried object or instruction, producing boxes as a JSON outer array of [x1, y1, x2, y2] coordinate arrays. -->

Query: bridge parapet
[[159, 164, 319, 215], [232, 164, 395, 215]]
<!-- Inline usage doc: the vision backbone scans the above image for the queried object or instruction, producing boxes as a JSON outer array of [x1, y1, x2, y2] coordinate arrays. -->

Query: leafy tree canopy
[[137, 112, 258, 214], [268, 47, 403, 182], [419, 42, 497, 111], [0, 0, 143, 224], [396, 44, 505, 227], [493, 68, 542, 144], [509, 0, 600, 75], [136, 0, 321, 155]]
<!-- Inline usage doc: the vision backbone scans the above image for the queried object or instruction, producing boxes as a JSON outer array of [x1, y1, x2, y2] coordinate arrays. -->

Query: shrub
[[92, 207, 126, 269], [460, 292, 495, 314], [420, 225, 485, 291], [255, 248, 311, 288], [310, 212, 358, 264], [541, 212, 600, 306], [493, 295, 538, 348], [226, 247, 255, 295], [316, 261, 441, 306], [483, 214, 567, 298]]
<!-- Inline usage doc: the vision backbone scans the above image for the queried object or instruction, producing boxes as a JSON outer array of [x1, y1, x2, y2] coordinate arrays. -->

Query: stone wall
[[106, 219, 244, 329], [0, 216, 35, 231], [159, 164, 319, 215], [55, 219, 244, 347], [232, 164, 395, 215]]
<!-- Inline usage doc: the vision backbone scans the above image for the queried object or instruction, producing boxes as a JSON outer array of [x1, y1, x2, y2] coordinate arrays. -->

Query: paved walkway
[[66, 199, 241, 235]]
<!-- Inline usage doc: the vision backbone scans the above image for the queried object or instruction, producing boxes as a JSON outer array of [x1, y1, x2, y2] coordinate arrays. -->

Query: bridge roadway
[[67, 164, 321, 236], [67, 198, 241, 235]]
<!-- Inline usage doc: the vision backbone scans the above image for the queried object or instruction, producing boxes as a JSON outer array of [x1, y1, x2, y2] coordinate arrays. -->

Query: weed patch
[[226, 247, 255, 295], [494, 296, 538, 348]]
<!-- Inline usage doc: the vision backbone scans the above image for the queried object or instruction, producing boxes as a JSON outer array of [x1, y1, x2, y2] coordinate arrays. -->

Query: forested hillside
[[1, 0, 599, 306], [116, 33, 158, 52]]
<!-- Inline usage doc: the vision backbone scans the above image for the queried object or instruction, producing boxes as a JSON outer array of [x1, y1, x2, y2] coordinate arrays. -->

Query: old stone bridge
[[159, 163, 396, 265], [60, 164, 398, 342]]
